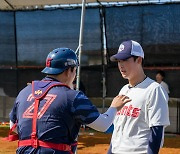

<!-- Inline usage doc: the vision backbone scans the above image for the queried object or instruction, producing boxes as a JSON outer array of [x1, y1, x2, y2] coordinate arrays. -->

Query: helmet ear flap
[[41, 48, 78, 75]]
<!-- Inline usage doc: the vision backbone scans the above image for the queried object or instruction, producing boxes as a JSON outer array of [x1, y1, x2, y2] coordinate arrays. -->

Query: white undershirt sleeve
[[87, 107, 117, 132], [10, 120, 17, 133]]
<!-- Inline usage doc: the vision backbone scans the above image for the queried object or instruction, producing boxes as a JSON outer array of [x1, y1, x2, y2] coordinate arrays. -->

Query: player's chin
[[121, 73, 128, 79]]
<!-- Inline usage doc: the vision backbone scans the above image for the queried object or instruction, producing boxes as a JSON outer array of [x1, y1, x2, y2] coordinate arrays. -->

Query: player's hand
[[110, 95, 131, 111]]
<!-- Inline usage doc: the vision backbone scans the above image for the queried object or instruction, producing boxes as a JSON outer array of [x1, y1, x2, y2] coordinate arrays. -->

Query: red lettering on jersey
[[23, 94, 57, 119], [116, 105, 141, 118], [132, 108, 141, 118], [126, 105, 133, 116], [117, 110, 121, 115], [120, 106, 128, 115]]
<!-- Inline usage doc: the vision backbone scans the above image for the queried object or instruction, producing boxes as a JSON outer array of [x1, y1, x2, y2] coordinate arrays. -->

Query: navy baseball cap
[[110, 40, 144, 61]]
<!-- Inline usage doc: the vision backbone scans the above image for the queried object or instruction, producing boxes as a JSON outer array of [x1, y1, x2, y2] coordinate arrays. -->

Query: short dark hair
[[132, 56, 144, 66], [157, 70, 165, 77]]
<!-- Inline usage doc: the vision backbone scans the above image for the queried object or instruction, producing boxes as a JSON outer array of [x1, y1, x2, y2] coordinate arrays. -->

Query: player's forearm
[[148, 126, 163, 154], [87, 107, 117, 132]]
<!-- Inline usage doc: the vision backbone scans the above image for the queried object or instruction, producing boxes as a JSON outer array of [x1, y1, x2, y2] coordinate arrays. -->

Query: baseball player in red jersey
[[108, 40, 170, 154], [8, 47, 131, 154]]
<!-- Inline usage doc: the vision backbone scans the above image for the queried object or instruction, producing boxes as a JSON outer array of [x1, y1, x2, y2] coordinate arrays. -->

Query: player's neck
[[128, 72, 146, 88], [47, 73, 67, 83]]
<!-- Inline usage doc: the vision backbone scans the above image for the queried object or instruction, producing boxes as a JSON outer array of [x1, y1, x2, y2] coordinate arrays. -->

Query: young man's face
[[117, 57, 138, 80], [156, 73, 163, 83]]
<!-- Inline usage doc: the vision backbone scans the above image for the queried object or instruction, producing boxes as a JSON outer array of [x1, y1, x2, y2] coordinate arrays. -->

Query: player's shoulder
[[144, 77, 168, 97], [19, 84, 32, 94], [66, 88, 80, 97], [16, 84, 32, 101], [64, 88, 89, 103], [143, 77, 160, 89]]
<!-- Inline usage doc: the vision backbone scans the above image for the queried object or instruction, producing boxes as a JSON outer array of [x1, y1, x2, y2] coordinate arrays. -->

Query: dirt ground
[[0, 128, 180, 154]]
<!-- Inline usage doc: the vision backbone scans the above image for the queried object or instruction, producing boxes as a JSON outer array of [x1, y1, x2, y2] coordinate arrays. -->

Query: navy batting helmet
[[41, 48, 78, 75]]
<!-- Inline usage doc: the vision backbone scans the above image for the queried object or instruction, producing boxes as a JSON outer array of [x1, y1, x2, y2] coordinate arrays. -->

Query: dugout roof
[[1, 0, 149, 10]]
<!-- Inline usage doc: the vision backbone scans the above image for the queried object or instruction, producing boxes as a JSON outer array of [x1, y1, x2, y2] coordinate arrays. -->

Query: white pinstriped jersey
[[110, 77, 170, 154]]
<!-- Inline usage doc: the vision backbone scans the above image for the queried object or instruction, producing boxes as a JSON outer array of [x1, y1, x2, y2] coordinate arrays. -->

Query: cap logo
[[118, 44, 125, 53], [46, 58, 52, 67]]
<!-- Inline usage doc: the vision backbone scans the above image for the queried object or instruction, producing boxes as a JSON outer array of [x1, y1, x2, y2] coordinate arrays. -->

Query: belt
[[18, 139, 71, 151]]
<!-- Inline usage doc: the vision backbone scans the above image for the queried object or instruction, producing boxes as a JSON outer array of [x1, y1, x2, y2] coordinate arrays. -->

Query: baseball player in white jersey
[[108, 40, 170, 154]]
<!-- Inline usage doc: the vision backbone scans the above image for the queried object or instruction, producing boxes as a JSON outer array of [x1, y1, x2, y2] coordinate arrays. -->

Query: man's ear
[[136, 57, 142, 64], [64, 68, 70, 77]]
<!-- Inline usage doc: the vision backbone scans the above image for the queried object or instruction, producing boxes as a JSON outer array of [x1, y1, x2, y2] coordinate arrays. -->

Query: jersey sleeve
[[148, 86, 170, 127], [87, 107, 117, 132], [71, 91, 100, 125], [148, 126, 164, 154]]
